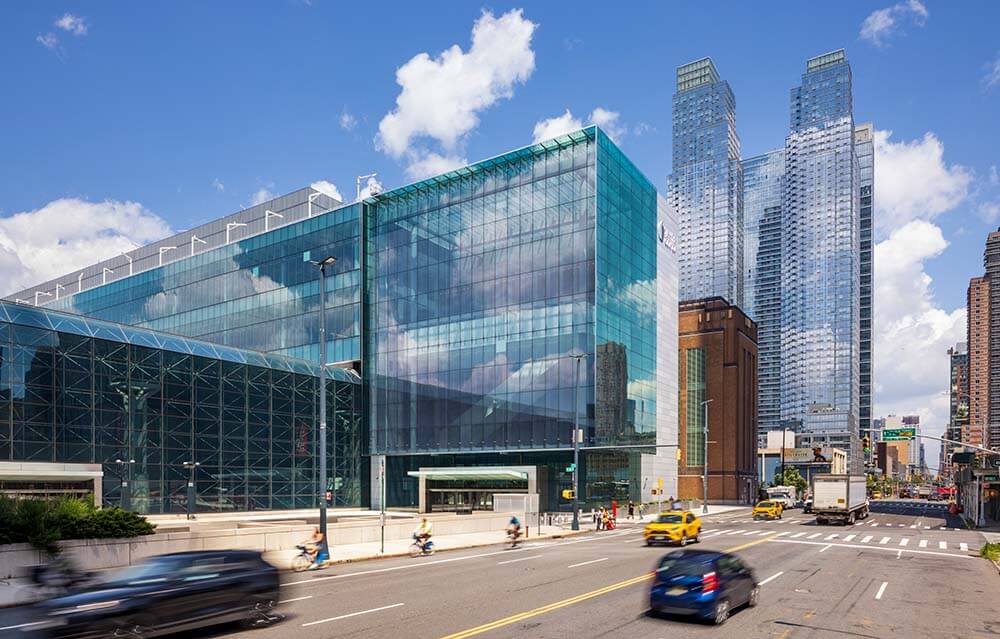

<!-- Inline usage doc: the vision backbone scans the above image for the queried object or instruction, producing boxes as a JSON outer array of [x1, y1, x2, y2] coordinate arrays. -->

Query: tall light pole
[[225, 223, 247, 245], [356, 173, 379, 201], [115, 458, 135, 511], [182, 461, 200, 520], [570, 352, 585, 531], [34, 291, 52, 306], [701, 399, 714, 514], [311, 255, 336, 558]]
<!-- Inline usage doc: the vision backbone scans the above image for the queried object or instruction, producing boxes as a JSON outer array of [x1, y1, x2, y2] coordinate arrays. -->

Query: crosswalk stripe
[[844, 534, 856, 542], [791, 532, 806, 538], [879, 536, 890, 544], [825, 534, 839, 541], [919, 540, 928, 548], [960, 543, 969, 551], [939, 541, 947, 550], [871, 522, 879, 527], [807, 533, 822, 539], [743, 531, 759, 536], [861, 535, 873, 543], [729, 530, 746, 535], [775, 531, 790, 537], [899, 538, 909, 546]]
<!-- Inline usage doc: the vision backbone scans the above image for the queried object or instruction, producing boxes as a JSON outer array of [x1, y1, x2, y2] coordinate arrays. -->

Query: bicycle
[[507, 527, 522, 548], [291, 544, 329, 572], [409, 536, 435, 557]]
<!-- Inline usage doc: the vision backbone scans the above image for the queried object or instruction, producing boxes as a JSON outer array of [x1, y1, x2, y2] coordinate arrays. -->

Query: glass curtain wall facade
[[669, 58, 743, 307], [22, 190, 361, 366], [855, 124, 874, 445], [782, 50, 860, 467], [0, 300, 363, 514], [365, 127, 668, 507], [742, 150, 785, 442]]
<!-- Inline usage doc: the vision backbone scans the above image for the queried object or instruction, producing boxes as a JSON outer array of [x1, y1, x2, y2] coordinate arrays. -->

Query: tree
[[773, 467, 807, 495]]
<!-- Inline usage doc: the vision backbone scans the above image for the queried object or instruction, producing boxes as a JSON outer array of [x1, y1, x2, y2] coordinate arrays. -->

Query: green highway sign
[[883, 428, 916, 441]]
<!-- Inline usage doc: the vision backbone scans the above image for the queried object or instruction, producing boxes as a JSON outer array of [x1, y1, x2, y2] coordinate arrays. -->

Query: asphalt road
[[3, 500, 996, 639]]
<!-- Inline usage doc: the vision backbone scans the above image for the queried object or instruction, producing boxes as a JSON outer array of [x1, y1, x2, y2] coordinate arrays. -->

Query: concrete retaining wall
[[0, 512, 515, 578]]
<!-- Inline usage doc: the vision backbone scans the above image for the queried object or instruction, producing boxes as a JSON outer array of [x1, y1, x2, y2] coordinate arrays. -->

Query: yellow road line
[[438, 534, 777, 639]]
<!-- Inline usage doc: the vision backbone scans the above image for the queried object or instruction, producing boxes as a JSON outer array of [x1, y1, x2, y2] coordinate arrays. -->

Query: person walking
[[627, 501, 635, 520], [601, 508, 610, 531]]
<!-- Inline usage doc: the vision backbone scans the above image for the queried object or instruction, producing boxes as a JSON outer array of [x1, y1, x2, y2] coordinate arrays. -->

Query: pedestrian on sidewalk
[[601, 508, 610, 531], [627, 501, 635, 520]]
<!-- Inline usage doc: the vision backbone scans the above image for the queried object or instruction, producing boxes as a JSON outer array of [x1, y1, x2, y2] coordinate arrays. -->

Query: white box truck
[[812, 474, 868, 525]]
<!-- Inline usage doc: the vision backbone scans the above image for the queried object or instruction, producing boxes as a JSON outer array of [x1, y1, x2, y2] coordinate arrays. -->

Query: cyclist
[[304, 526, 327, 569], [413, 517, 433, 552], [508, 515, 522, 546]]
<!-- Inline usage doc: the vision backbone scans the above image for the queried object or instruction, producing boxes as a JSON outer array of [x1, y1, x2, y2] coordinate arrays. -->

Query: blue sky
[[1, 1, 999, 460]]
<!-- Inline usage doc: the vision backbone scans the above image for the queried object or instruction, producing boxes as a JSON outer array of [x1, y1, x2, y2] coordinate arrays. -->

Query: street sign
[[565, 463, 576, 472], [882, 428, 916, 441]]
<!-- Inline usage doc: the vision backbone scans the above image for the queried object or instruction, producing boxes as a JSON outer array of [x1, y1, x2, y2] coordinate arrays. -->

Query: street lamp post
[[570, 353, 585, 531], [311, 256, 337, 558], [114, 458, 135, 511], [182, 461, 200, 520], [701, 399, 714, 514]]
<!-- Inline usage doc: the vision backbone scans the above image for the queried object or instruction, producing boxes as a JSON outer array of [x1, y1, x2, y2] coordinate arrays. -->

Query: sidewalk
[[264, 524, 582, 569]]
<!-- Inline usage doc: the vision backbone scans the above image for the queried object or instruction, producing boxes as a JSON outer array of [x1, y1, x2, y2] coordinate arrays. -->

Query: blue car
[[648, 549, 759, 624]]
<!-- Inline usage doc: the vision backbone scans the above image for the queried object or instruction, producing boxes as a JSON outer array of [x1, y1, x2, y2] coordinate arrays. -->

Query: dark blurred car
[[648, 549, 758, 625], [32, 550, 280, 638]]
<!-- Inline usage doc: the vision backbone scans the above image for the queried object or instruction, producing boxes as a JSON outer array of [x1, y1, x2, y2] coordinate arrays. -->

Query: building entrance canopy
[[406, 469, 528, 482]]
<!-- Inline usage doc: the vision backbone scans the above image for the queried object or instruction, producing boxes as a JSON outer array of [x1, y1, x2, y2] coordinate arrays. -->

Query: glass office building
[[19, 188, 360, 366], [0, 300, 363, 514], [10, 127, 678, 511], [366, 127, 678, 508], [669, 57, 743, 307], [782, 50, 861, 468], [742, 150, 785, 442], [855, 124, 874, 445]]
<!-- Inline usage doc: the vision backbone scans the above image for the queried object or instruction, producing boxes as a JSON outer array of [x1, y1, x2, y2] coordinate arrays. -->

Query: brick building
[[678, 298, 758, 504], [968, 275, 989, 448]]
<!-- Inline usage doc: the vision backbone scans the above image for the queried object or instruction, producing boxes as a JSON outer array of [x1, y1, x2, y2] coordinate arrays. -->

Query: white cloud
[[873, 220, 965, 460], [405, 152, 468, 180], [340, 109, 357, 132], [984, 53, 1000, 90], [632, 122, 655, 137], [310, 180, 343, 202], [212, 178, 225, 192], [0, 198, 173, 296], [55, 13, 88, 36], [36, 33, 58, 50], [377, 9, 537, 176], [532, 109, 583, 143], [980, 201, 1000, 224], [991, 165, 999, 186], [250, 187, 275, 206], [873, 129, 972, 236], [860, 0, 927, 46], [357, 175, 384, 200], [532, 107, 625, 144]]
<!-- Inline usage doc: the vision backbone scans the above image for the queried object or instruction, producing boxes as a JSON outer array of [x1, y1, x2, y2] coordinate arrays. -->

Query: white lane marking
[[766, 538, 971, 559], [0, 622, 45, 632], [909, 525, 916, 529], [703, 530, 727, 537], [875, 581, 888, 600], [899, 538, 910, 546], [301, 603, 405, 627], [280, 596, 314, 604], [924, 526, 930, 530], [861, 535, 873, 543], [807, 533, 822, 539], [844, 534, 856, 542], [498, 555, 542, 566], [791, 532, 806, 538], [919, 540, 928, 548], [819, 544, 833, 553], [824, 534, 839, 541], [775, 531, 790, 537], [879, 537, 891, 545], [961, 543, 969, 552], [743, 530, 760, 536], [871, 522, 879, 527], [896, 550, 902, 559], [759, 571, 784, 585], [939, 541, 948, 550], [728, 529, 747, 535], [568, 557, 608, 569]]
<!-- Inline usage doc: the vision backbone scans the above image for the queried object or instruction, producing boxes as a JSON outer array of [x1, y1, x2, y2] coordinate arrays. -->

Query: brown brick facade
[[677, 298, 758, 504], [968, 276, 989, 448]]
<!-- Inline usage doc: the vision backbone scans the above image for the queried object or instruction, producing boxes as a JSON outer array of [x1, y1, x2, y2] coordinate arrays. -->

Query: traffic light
[[862, 436, 870, 453], [561, 489, 576, 500]]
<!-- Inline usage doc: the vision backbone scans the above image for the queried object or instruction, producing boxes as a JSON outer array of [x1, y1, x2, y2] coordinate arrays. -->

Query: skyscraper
[[856, 123, 874, 445], [781, 50, 861, 468], [986, 230, 1000, 448], [968, 275, 989, 448], [742, 150, 784, 442], [944, 343, 969, 478], [669, 58, 743, 307]]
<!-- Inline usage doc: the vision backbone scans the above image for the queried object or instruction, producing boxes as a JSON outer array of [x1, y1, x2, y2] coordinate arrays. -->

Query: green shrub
[[0, 496, 156, 554], [980, 542, 1000, 562]]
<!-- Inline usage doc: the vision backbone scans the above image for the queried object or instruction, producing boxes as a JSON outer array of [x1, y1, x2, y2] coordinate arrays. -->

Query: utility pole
[[312, 256, 336, 561], [701, 399, 713, 514], [571, 353, 585, 531]]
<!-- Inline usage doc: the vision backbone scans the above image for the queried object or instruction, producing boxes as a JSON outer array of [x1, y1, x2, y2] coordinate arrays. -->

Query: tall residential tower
[[781, 50, 861, 468], [669, 58, 743, 307]]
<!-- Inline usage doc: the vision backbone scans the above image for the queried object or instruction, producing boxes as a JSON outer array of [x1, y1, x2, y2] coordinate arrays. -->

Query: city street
[[5, 501, 989, 639]]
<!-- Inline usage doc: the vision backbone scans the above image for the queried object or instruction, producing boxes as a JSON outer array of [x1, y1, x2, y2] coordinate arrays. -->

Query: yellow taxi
[[752, 500, 782, 520], [644, 511, 701, 546]]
